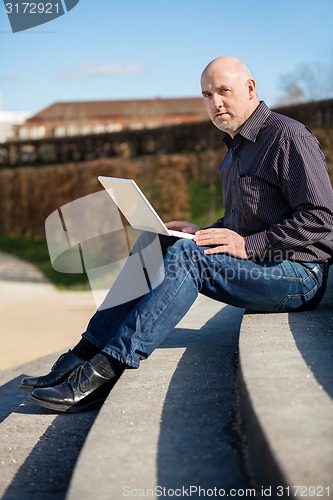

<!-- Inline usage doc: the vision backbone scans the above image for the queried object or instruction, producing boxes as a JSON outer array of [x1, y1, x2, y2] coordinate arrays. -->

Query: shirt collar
[[223, 101, 271, 147]]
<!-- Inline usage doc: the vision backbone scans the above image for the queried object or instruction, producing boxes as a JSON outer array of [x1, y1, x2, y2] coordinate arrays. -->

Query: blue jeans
[[83, 234, 329, 368]]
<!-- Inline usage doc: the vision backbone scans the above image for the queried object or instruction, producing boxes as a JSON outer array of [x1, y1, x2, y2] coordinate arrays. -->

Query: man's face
[[201, 64, 255, 137]]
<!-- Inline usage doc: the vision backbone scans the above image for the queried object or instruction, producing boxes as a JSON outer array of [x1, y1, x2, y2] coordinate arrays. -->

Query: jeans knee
[[163, 238, 203, 288], [167, 238, 206, 271], [170, 238, 198, 258]]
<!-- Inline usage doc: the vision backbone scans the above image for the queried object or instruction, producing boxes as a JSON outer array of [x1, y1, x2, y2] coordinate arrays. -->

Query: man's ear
[[247, 78, 257, 99]]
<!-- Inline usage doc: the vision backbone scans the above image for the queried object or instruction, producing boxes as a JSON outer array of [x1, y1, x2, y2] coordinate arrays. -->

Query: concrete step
[[66, 297, 251, 500], [0, 353, 100, 500], [1, 264, 332, 499], [0, 296, 252, 500], [239, 269, 333, 496]]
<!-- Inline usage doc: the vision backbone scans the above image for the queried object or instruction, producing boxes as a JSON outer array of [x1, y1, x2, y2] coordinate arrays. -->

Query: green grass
[[189, 179, 224, 228]]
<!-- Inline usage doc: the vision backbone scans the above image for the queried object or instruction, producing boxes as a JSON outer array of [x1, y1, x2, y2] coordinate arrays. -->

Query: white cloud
[[59, 61, 142, 79]]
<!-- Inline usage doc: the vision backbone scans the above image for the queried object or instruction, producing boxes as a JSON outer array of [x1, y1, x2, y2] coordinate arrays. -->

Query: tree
[[278, 61, 333, 104]]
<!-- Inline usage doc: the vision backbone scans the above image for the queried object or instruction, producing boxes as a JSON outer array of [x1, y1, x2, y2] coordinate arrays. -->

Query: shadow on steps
[[2, 401, 99, 500]]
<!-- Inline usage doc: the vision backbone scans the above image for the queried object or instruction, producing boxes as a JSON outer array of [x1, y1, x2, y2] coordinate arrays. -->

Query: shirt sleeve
[[206, 217, 225, 229], [244, 132, 333, 260]]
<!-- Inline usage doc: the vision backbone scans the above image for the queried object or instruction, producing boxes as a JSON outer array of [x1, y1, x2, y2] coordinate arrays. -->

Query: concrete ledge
[[239, 269, 333, 495], [2, 259, 332, 498], [67, 297, 249, 499]]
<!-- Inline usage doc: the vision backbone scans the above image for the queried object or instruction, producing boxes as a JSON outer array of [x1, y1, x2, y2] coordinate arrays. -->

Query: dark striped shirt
[[212, 101, 333, 262]]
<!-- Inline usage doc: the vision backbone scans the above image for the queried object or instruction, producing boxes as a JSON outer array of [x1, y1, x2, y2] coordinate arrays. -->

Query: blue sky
[[0, 0, 332, 114]]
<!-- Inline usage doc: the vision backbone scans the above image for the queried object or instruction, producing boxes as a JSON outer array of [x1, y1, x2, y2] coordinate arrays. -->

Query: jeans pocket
[[273, 286, 319, 312], [273, 263, 325, 312]]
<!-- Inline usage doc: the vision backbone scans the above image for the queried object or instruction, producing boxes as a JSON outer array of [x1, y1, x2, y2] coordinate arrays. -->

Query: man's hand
[[166, 221, 201, 234], [193, 228, 248, 259]]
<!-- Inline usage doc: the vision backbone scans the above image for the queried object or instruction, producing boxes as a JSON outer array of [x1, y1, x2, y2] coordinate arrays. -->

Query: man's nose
[[212, 93, 223, 109]]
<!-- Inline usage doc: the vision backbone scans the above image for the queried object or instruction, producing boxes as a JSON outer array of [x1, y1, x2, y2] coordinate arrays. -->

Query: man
[[22, 56, 333, 413]]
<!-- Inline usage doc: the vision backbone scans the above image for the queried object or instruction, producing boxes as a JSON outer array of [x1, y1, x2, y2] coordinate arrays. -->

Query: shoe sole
[[29, 393, 105, 413], [28, 376, 119, 413]]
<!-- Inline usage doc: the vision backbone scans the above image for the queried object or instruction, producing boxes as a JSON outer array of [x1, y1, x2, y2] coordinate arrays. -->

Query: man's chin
[[213, 120, 232, 134]]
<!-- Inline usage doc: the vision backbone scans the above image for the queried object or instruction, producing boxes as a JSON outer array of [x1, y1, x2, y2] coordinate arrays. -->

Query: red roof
[[28, 97, 207, 122]]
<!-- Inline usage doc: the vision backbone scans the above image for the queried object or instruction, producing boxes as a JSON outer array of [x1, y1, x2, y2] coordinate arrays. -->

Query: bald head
[[201, 56, 253, 86], [200, 56, 259, 137]]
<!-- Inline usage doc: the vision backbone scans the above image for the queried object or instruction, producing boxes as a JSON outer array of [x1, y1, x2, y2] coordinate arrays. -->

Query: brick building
[[2, 98, 332, 165], [17, 97, 207, 140]]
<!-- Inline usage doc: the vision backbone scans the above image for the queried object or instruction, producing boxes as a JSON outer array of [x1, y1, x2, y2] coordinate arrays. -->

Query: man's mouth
[[215, 111, 228, 119]]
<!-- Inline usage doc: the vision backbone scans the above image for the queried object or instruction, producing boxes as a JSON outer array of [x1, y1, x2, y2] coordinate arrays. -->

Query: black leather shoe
[[29, 361, 120, 413], [19, 350, 84, 391]]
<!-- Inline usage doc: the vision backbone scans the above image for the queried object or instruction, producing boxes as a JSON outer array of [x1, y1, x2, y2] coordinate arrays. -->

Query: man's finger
[[204, 245, 226, 255]]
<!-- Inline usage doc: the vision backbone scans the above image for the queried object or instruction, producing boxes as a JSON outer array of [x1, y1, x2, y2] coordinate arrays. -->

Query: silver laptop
[[98, 176, 194, 239]]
